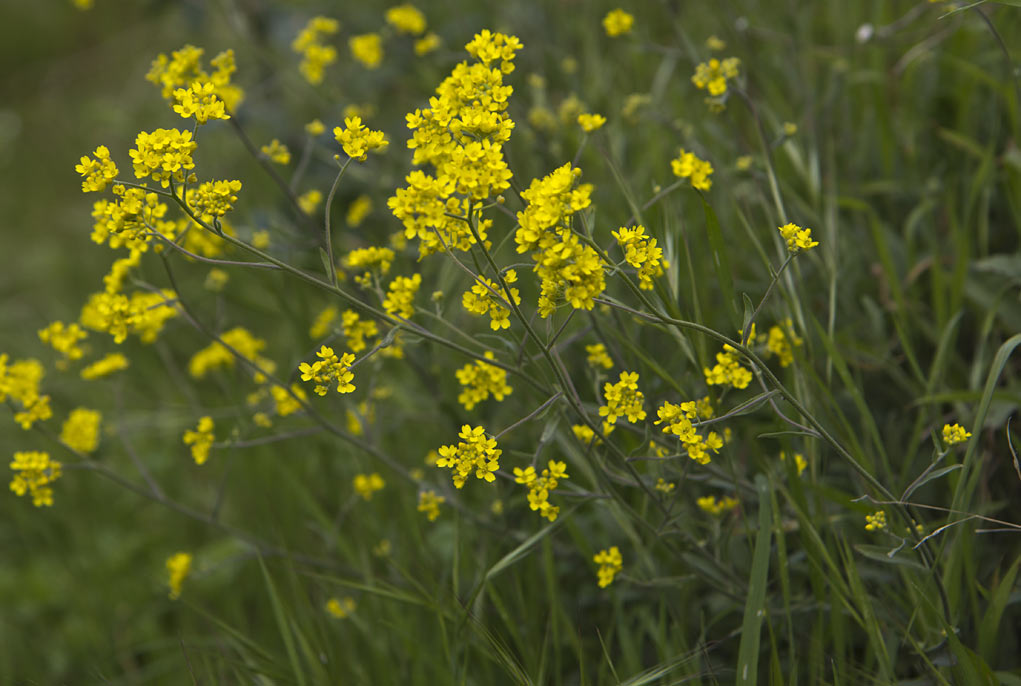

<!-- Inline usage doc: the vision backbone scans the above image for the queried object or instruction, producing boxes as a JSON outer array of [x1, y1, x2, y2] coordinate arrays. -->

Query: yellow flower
[[183, 416, 215, 465], [346, 194, 373, 227], [435, 425, 501, 489], [353, 473, 385, 500], [334, 116, 389, 162], [305, 119, 325, 136], [9, 451, 62, 507], [298, 189, 322, 215], [942, 423, 971, 446], [585, 343, 613, 370], [60, 408, 102, 454], [80, 352, 129, 380], [298, 345, 355, 395], [75, 145, 118, 193], [577, 112, 607, 132], [414, 32, 441, 56], [172, 81, 229, 124], [780, 451, 808, 476], [292, 17, 339, 85], [417, 489, 445, 521], [865, 510, 887, 531], [166, 552, 192, 599], [593, 546, 623, 587], [599, 371, 646, 425], [670, 149, 714, 191], [386, 4, 427, 35], [455, 352, 512, 410], [325, 596, 356, 618], [260, 139, 291, 165], [777, 222, 819, 253], [350, 33, 384, 69], [602, 9, 634, 37], [697, 495, 739, 516]]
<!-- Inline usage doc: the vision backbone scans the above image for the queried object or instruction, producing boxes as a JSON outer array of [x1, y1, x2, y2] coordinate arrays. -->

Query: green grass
[[2, 1, 1020, 684]]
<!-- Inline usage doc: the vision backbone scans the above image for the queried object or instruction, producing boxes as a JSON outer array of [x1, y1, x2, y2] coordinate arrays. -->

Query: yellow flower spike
[[350, 33, 384, 69], [182, 416, 215, 465], [777, 222, 819, 253], [435, 425, 501, 489], [60, 408, 102, 454], [865, 510, 887, 531], [353, 473, 385, 500], [417, 490, 445, 521], [9, 451, 62, 507], [75, 145, 119, 193], [260, 139, 291, 165], [577, 113, 607, 132], [334, 116, 389, 162], [599, 371, 646, 425]]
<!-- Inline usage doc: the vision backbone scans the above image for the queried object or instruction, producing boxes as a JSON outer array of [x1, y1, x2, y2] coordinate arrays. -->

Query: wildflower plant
[[6, 2, 1020, 682]]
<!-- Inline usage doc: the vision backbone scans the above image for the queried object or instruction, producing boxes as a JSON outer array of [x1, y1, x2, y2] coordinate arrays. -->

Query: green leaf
[[702, 198, 740, 330], [736, 475, 773, 686]]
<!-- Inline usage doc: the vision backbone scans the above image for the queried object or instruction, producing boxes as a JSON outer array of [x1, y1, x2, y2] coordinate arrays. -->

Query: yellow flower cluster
[[79, 289, 179, 345], [60, 408, 102, 454], [417, 489, 445, 521], [585, 343, 613, 370], [188, 327, 267, 379], [147, 45, 242, 112], [593, 546, 623, 588], [414, 33, 442, 56], [671, 149, 714, 191], [612, 225, 666, 289], [513, 460, 569, 522], [76, 145, 119, 193], [269, 384, 307, 418], [80, 352, 129, 380], [577, 112, 606, 132], [777, 222, 819, 253], [599, 371, 646, 425], [341, 310, 378, 352], [1, 359, 52, 428], [383, 274, 421, 319], [455, 351, 512, 410], [172, 81, 229, 124], [350, 33, 384, 69], [704, 344, 752, 389], [462, 270, 521, 331], [292, 17, 340, 85], [602, 9, 634, 37], [692, 57, 740, 97], [183, 416, 215, 465], [655, 478, 675, 493], [942, 423, 971, 446], [260, 139, 290, 165], [334, 116, 389, 162], [347, 194, 372, 226], [353, 473, 385, 500], [189, 179, 242, 221], [38, 321, 88, 367], [655, 400, 723, 465], [345, 245, 395, 287], [298, 189, 322, 215], [435, 424, 501, 489], [865, 510, 887, 531], [91, 185, 171, 251], [389, 31, 520, 257], [766, 319, 803, 367], [697, 494, 739, 515], [166, 552, 192, 599], [386, 4, 427, 35], [515, 163, 604, 317], [129, 128, 197, 188], [299, 345, 356, 395], [9, 451, 62, 507]]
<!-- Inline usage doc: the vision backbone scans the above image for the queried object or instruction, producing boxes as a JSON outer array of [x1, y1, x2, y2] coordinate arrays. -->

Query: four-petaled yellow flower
[[172, 81, 229, 124], [671, 149, 714, 191]]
